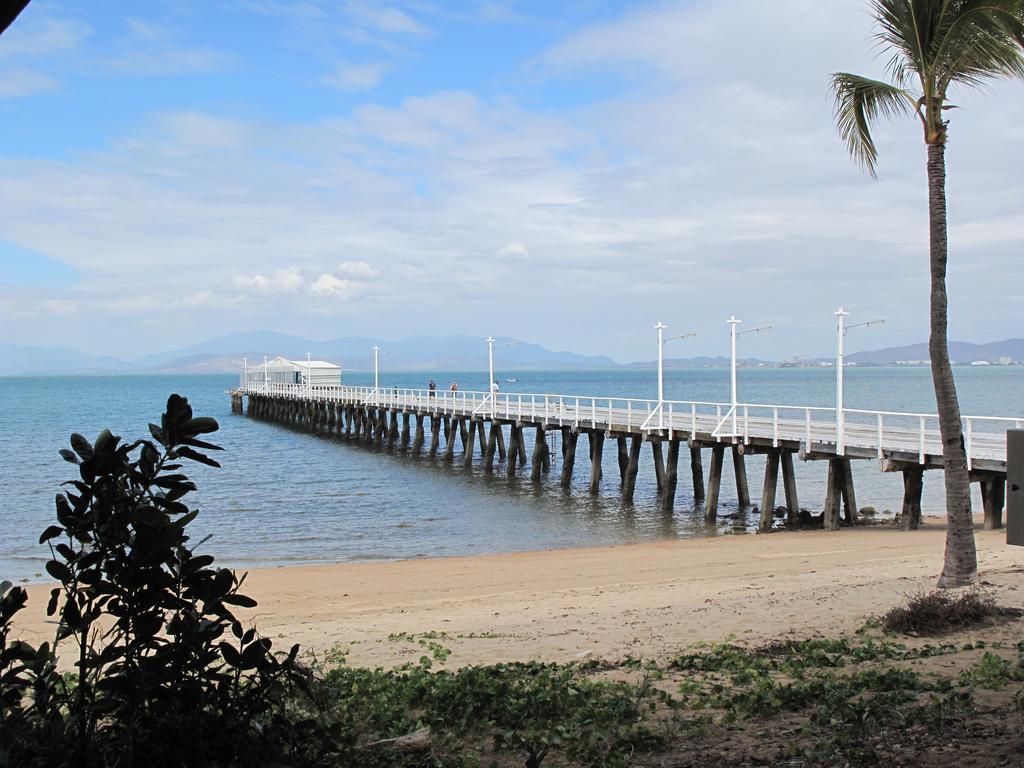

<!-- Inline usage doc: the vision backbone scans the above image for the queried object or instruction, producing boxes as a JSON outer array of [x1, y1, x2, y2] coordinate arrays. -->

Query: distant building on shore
[[244, 356, 342, 387]]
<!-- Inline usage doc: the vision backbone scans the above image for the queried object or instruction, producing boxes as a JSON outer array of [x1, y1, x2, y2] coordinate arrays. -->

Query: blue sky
[[1, 0, 1022, 362]]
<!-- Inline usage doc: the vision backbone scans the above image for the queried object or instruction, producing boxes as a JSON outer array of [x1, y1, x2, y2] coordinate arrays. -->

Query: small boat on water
[[505, 377, 517, 383]]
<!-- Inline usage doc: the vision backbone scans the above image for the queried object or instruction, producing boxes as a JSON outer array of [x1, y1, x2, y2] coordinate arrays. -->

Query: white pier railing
[[239, 382, 1021, 468]]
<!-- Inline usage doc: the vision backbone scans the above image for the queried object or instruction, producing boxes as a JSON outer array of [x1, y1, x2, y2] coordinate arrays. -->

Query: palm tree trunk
[[927, 142, 977, 588]]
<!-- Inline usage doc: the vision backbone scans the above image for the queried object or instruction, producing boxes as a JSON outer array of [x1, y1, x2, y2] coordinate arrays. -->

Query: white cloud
[[0, 17, 90, 60], [323, 61, 391, 91], [229, 267, 305, 295], [310, 273, 358, 297], [0, 68, 59, 98], [338, 260, 377, 277], [346, 2, 430, 35]]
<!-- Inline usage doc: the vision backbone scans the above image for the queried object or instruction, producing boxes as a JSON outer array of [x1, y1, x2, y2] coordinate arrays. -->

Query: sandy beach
[[15, 518, 1023, 668]]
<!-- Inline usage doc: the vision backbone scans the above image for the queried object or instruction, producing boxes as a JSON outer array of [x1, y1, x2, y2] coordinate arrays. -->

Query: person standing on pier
[[491, 380, 500, 395], [428, 379, 437, 397], [450, 381, 459, 393]]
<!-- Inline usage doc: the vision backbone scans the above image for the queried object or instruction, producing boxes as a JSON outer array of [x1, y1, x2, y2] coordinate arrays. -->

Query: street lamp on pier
[[834, 308, 884, 453], [728, 316, 772, 436], [655, 321, 696, 428]]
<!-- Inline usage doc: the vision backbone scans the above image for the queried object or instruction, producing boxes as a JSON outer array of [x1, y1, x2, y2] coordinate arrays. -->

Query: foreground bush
[[882, 588, 1018, 636], [0, 395, 305, 767]]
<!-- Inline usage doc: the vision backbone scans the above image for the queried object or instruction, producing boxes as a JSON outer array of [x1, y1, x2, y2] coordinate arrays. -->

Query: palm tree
[[831, 0, 1024, 588], [1, 2, 32, 37]]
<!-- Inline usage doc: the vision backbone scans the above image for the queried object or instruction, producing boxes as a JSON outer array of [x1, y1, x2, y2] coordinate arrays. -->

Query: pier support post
[[444, 418, 459, 461], [463, 419, 478, 467], [705, 445, 725, 522], [484, 422, 499, 471], [429, 415, 441, 457], [560, 428, 579, 488], [413, 414, 425, 453], [476, 420, 487, 458], [388, 410, 399, 448], [732, 445, 750, 508], [622, 436, 643, 503], [459, 419, 470, 454], [617, 437, 629, 485], [507, 424, 521, 476], [531, 427, 548, 481], [401, 413, 411, 449], [981, 475, 1006, 530], [689, 444, 706, 504], [588, 431, 604, 495], [901, 466, 924, 530], [496, 423, 507, 461], [516, 423, 528, 466], [824, 459, 841, 530], [759, 451, 780, 532], [840, 458, 858, 525], [662, 439, 680, 512], [651, 441, 666, 493], [781, 451, 800, 525]]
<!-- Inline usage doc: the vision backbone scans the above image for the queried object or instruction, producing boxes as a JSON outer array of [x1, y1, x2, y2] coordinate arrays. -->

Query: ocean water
[[0, 367, 1020, 581]]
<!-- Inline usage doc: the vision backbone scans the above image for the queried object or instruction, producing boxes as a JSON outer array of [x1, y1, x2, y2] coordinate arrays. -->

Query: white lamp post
[[487, 336, 495, 401], [372, 345, 381, 396], [728, 316, 771, 436], [263, 355, 268, 392], [654, 322, 697, 428], [306, 351, 312, 398], [242, 357, 247, 391], [835, 308, 884, 453]]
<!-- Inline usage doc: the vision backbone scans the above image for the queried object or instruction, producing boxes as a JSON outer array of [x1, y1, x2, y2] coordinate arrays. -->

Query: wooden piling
[[662, 439, 680, 512], [531, 426, 547, 481], [495, 423, 507, 461], [413, 414, 425, 454], [507, 424, 521, 477], [388, 410, 399, 448], [588, 431, 604, 495], [476, 420, 486, 458], [484, 422, 499, 471], [781, 451, 799, 525], [400, 412, 411, 449], [617, 437, 629, 484], [732, 445, 749, 508], [459, 419, 470, 453], [560, 428, 578, 488], [429, 415, 441, 457], [690, 444, 706, 504], [759, 451, 780, 532], [462, 419, 477, 466], [516, 424, 528, 466], [651, 441, 666, 493], [621, 436, 643, 503], [444, 418, 459, 461], [823, 459, 841, 531], [981, 475, 1006, 530], [839, 458, 858, 525], [705, 445, 725, 521]]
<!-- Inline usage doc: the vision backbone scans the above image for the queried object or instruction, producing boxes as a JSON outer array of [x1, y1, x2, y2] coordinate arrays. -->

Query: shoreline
[[14, 518, 1022, 669]]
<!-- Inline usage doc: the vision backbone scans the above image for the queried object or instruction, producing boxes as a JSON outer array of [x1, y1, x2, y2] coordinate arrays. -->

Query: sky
[[0, 0, 1022, 363]]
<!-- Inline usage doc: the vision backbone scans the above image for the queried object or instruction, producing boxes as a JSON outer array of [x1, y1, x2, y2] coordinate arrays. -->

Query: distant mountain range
[[0, 331, 618, 376], [1, 332, 1021, 376], [846, 338, 1024, 365]]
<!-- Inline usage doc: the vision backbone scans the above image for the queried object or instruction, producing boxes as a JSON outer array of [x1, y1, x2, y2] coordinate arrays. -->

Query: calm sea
[[1, 367, 1020, 581]]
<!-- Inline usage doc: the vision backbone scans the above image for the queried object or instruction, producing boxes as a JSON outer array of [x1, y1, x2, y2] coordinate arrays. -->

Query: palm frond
[[830, 73, 916, 176], [932, 0, 1024, 92]]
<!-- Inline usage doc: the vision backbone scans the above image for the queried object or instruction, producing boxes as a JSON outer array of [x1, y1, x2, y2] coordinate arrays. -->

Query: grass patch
[[881, 588, 1020, 636]]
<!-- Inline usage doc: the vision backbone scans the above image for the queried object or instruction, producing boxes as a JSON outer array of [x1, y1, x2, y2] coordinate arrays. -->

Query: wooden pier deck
[[230, 384, 1019, 532]]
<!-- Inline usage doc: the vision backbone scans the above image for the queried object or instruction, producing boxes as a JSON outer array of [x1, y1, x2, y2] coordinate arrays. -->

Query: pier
[[230, 382, 1019, 532]]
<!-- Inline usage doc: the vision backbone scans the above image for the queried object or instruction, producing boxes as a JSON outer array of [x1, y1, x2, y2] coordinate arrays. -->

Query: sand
[[14, 518, 1023, 669]]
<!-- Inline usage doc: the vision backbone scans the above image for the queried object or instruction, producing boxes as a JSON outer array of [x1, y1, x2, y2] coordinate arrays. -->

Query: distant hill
[[621, 356, 774, 369], [847, 338, 1024, 365], [0, 332, 618, 375]]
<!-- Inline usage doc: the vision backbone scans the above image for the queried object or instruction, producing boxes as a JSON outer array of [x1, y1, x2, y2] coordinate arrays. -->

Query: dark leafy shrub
[[2, 395, 311, 768]]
